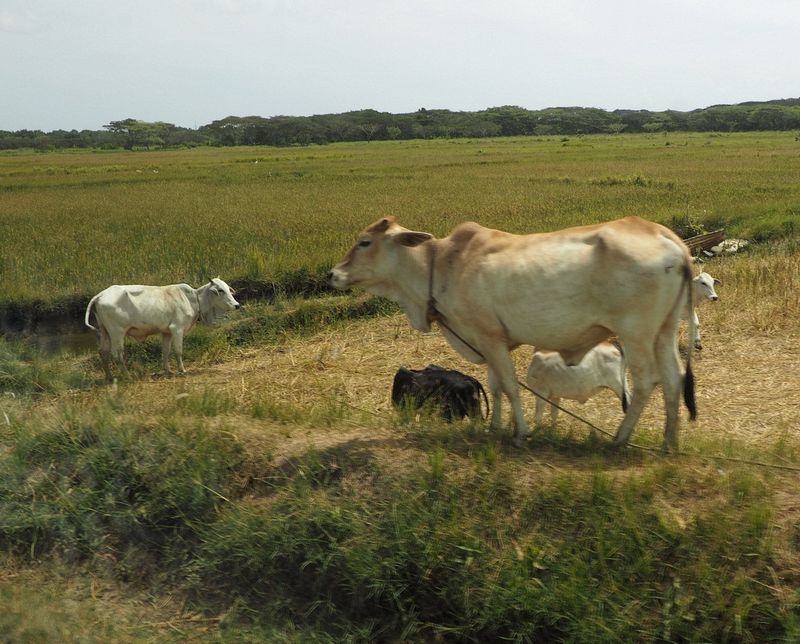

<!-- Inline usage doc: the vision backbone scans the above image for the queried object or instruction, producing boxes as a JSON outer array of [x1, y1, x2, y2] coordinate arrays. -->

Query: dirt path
[[108, 311, 800, 477]]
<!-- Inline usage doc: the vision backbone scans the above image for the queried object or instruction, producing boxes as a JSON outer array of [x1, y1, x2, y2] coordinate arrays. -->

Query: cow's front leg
[[486, 346, 528, 445], [171, 328, 187, 374], [692, 310, 703, 350]]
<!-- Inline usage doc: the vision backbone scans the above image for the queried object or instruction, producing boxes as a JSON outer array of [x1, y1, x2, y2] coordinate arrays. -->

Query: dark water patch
[[1, 297, 88, 332], [10, 330, 98, 355]]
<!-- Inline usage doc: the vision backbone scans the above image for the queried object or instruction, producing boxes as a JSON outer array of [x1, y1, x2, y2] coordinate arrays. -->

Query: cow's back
[[94, 284, 193, 338], [440, 217, 689, 353]]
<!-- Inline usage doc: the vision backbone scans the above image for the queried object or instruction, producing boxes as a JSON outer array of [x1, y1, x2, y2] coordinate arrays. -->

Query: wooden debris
[[683, 229, 725, 254]]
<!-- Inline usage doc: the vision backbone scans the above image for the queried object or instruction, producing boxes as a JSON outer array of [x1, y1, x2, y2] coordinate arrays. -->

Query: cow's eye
[[358, 240, 371, 248]]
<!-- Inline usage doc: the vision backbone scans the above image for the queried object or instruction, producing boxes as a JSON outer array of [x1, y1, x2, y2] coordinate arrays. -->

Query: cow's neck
[[195, 284, 213, 325], [376, 242, 439, 332]]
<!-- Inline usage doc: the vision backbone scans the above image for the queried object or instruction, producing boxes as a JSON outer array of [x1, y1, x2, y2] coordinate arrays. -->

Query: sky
[[2, 0, 799, 132]]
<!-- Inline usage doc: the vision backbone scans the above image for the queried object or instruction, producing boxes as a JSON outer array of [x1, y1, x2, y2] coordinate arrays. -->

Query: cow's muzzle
[[327, 268, 349, 290]]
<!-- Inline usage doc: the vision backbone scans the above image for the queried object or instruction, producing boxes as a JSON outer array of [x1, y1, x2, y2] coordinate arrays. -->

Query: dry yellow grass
[[85, 295, 797, 478]]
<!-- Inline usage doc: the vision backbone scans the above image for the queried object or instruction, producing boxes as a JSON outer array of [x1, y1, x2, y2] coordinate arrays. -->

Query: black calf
[[391, 364, 489, 421]]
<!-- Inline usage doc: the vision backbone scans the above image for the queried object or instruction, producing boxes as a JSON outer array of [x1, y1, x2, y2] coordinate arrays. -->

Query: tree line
[[2, 99, 800, 151]]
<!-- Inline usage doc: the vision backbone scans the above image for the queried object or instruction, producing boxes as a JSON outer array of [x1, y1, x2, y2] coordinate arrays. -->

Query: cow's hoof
[[512, 435, 527, 448]]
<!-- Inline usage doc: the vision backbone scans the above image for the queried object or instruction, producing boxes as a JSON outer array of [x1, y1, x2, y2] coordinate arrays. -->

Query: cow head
[[693, 271, 720, 302], [200, 277, 241, 324], [327, 216, 433, 291]]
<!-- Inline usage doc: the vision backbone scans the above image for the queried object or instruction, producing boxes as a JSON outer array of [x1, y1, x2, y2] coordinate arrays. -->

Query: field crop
[[1, 134, 799, 640], [1, 132, 799, 308]]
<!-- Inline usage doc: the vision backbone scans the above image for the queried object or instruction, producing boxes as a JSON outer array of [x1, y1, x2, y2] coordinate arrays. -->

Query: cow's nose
[[710, 296, 718, 301], [326, 271, 334, 282]]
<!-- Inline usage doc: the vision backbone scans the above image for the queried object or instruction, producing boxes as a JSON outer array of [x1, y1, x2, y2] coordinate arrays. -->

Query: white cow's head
[[693, 271, 721, 303], [327, 216, 432, 292], [201, 277, 240, 324]]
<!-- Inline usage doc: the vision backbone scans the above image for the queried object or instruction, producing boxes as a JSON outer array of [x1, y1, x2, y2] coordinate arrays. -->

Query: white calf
[[526, 341, 629, 426], [689, 271, 720, 350]]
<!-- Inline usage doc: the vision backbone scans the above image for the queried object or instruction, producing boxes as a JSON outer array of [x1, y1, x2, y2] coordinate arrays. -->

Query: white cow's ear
[[395, 231, 433, 247], [713, 278, 722, 286]]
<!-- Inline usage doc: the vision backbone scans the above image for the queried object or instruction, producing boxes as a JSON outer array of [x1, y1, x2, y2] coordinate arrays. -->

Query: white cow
[[85, 278, 240, 381], [527, 341, 629, 426], [329, 216, 697, 451], [688, 271, 721, 350]]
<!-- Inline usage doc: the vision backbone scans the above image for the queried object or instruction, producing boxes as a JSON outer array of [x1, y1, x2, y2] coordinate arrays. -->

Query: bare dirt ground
[[108, 307, 800, 480]]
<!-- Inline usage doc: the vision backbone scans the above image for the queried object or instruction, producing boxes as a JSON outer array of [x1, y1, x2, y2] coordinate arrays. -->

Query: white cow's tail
[[84, 293, 101, 331], [683, 263, 697, 420]]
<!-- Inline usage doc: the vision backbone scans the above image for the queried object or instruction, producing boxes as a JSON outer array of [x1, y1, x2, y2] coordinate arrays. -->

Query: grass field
[[1, 132, 799, 306], [1, 134, 800, 641]]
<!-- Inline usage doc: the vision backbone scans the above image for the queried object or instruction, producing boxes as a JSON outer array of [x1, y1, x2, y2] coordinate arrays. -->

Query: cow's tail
[[683, 263, 697, 420], [477, 380, 490, 420], [84, 293, 101, 331], [611, 339, 630, 413]]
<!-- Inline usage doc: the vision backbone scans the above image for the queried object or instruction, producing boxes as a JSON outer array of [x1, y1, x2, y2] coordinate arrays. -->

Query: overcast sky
[[2, 0, 798, 132]]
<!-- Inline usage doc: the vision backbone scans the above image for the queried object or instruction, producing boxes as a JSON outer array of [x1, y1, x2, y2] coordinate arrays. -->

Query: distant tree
[[748, 106, 791, 131], [4, 97, 800, 152], [358, 122, 381, 141], [103, 119, 173, 149]]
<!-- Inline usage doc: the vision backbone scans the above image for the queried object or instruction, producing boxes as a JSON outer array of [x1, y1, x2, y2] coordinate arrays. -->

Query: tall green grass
[[0, 391, 792, 634], [1, 393, 797, 641], [2, 133, 799, 306]]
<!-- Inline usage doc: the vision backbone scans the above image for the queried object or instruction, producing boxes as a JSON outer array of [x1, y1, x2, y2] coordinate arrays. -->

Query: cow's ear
[[713, 278, 722, 286], [367, 216, 395, 234], [395, 231, 433, 247]]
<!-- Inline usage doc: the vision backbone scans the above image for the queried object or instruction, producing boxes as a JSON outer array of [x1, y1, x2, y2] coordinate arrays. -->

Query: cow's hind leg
[[160, 333, 173, 375], [611, 343, 658, 447], [549, 398, 560, 426], [108, 328, 130, 379], [487, 367, 504, 431], [533, 393, 545, 426], [656, 329, 684, 452], [97, 326, 113, 382]]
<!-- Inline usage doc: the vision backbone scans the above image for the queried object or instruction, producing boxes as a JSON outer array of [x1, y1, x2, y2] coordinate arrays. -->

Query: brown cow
[[328, 216, 696, 450]]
